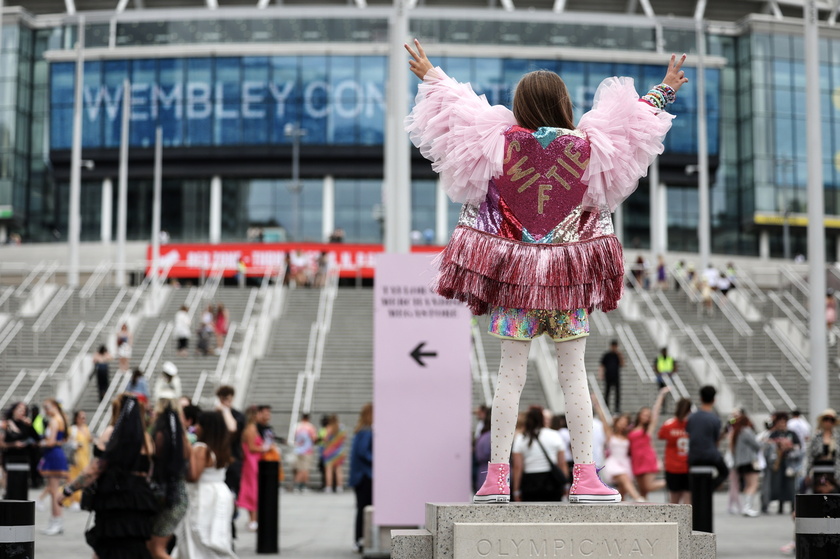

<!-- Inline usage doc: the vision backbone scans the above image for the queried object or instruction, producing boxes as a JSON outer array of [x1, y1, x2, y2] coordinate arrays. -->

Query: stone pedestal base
[[392, 503, 715, 559]]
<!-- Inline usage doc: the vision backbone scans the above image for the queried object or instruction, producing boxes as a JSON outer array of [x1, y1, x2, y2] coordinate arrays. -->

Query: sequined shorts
[[488, 307, 589, 341]]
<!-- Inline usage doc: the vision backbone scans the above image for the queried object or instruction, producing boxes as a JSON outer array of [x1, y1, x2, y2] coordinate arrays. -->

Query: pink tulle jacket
[[405, 67, 675, 316]]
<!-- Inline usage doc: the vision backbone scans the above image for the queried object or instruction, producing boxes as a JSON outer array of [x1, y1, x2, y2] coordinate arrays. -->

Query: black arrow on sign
[[410, 342, 438, 367]]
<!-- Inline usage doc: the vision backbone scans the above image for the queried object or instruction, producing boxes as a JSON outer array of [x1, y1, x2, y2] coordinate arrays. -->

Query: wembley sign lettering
[[82, 79, 387, 122]]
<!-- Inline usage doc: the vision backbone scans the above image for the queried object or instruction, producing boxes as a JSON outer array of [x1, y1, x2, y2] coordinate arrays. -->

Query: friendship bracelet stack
[[641, 83, 677, 109]]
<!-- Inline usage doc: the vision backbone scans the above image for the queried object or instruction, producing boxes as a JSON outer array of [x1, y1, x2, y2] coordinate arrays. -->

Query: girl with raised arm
[[405, 39, 688, 504]]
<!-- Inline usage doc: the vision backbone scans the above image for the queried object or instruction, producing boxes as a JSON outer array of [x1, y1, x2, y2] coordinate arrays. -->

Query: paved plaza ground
[[30, 489, 795, 558]]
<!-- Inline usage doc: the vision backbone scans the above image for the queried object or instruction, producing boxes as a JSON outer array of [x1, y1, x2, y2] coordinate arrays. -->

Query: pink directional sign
[[373, 253, 473, 526]]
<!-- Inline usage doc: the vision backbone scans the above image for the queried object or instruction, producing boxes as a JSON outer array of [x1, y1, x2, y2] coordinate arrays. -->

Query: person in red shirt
[[658, 397, 693, 504]]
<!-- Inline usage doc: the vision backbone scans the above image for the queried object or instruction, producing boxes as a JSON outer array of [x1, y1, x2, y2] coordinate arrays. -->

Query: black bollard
[[4, 455, 29, 501], [257, 460, 280, 554], [796, 493, 840, 559], [689, 465, 715, 533], [0, 500, 34, 558]]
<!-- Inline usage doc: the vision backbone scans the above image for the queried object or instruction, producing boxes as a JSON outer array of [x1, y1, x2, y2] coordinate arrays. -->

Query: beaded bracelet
[[641, 83, 677, 110]]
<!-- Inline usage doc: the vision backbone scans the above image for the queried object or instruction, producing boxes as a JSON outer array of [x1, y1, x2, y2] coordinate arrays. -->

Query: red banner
[[146, 242, 444, 279]]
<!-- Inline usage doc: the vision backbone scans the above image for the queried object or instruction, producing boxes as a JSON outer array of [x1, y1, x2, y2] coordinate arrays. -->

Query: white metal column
[[759, 230, 770, 260], [613, 205, 624, 244], [101, 178, 113, 244], [115, 78, 130, 287], [322, 175, 335, 242], [657, 183, 669, 253], [151, 127, 162, 281], [649, 159, 661, 254], [805, 0, 828, 424], [67, 17, 85, 287], [696, 17, 711, 272], [383, 0, 411, 254], [210, 175, 222, 244], [435, 180, 449, 245]]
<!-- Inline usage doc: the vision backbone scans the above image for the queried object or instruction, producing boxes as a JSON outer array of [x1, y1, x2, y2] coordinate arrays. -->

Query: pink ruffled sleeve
[[577, 77, 675, 212], [405, 67, 517, 205]]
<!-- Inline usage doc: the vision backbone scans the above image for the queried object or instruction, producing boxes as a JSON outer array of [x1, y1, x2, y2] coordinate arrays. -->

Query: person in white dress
[[174, 410, 238, 559]]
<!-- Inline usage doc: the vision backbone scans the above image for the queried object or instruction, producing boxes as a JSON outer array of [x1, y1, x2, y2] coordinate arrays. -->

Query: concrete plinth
[[391, 502, 715, 559]]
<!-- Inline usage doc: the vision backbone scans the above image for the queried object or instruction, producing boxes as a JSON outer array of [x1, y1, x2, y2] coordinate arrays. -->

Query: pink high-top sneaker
[[569, 463, 621, 503], [473, 462, 510, 504]]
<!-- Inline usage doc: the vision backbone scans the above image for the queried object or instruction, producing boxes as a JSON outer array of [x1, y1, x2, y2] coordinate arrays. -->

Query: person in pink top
[[628, 387, 669, 500], [236, 406, 264, 532], [404, 38, 688, 505]]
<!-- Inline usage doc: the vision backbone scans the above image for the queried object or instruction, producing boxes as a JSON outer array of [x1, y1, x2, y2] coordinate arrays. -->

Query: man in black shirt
[[685, 385, 728, 489], [599, 340, 624, 412]]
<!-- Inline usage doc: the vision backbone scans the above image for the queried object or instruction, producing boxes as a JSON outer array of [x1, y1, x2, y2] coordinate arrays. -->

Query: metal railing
[[0, 320, 23, 357], [701, 324, 744, 382], [712, 291, 755, 340], [0, 287, 14, 311], [614, 323, 656, 383], [744, 373, 776, 414], [734, 269, 767, 304], [14, 262, 47, 297], [58, 287, 129, 413], [31, 286, 74, 354], [288, 269, 339, 444], [90, 370, 131, 436], [763, 323, 811, 382], [766, 373, 796, 411], [232, 267, 287, 410], [470, 319, 493, 407], [213, 322, 238, 387], [193, 370, 210, 404], [80, 262, 111, 300], [0, 370, 28, 412], [24, 321, 86, 404]]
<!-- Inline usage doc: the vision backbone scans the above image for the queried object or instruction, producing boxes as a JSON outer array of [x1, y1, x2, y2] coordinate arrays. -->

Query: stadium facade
[[3, 0, 840, 259]]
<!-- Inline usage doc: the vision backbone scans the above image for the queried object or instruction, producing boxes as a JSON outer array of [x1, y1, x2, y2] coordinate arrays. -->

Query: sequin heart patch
[[494, 128, 591, 240]]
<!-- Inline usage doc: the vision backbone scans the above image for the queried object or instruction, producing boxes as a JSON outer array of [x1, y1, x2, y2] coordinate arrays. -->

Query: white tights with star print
[[490, 337, 594, 464]]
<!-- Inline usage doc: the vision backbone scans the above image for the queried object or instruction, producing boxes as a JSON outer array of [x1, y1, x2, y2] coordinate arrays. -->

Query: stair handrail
[[0, 321, 23, 355], [117, 273, 155, 326], [701, 324, 744, 382], [744, 373, 776, 414], [32, 286, 73, 334], [0, 369, 28, 412], [80, 262, 111, 300], [470, 319, 493, 407], [23, 322, 86, 403], [762, 323, 811, 381], [63, 286, 129, 403], [138, 322, 168, 373], [780, 290, 808, 320], [531, 335, 565, 413], [213, 322, 238, 386], [14, 262, 46, 297], [766, 373, 797, 411], [614, 323, 656, 383], [735, 268, 767, 303], [711, 291, 755, 338], [670, 265, 702, 304], [0, 287, 14, 310], [779, 266, 810, 300], [303, 269, 339, 412], [768, 291, 809, 337], [90, 370, 131, 436], [145, 322, 175, 383], [193, 370, 210, 405], [27, 262, 59, 298]]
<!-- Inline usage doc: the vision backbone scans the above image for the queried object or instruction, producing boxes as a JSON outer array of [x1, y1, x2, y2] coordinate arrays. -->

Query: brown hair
[[355, 403, 372, 433], [512, 70, 575, 131]]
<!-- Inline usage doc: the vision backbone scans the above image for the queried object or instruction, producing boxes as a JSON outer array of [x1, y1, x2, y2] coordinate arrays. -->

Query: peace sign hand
[[404, 39, 434, 81], [663, 54, 689, 93]]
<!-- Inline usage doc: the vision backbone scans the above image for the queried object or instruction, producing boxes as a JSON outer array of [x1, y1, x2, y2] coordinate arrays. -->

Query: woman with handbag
[[511, 406, 568, 502], [61, 393, 158, 559]]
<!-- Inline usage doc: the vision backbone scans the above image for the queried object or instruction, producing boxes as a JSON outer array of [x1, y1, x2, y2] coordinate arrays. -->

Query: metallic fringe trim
[[433, 226, 625, 316]]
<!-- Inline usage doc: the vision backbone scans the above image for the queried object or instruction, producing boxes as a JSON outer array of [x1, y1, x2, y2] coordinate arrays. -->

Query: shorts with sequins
[[488, 307, 589, 342]]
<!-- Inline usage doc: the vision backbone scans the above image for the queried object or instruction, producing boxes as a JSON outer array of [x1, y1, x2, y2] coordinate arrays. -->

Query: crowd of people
[[0, 384, 374, 557], [472, 385, 839, 537]]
